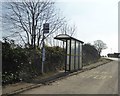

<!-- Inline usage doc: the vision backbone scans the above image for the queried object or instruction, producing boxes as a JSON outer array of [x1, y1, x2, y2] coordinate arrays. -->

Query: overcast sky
[[0, 0, 119, 55], [55, 0, 119, 55]]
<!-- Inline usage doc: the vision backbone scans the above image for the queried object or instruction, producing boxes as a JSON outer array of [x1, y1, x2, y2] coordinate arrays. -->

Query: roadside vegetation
[[2, 39, 102, 85], [82, 43, 100, 66]]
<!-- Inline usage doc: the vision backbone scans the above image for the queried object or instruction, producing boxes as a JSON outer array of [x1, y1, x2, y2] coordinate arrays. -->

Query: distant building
[[107, 53, 120, 58]]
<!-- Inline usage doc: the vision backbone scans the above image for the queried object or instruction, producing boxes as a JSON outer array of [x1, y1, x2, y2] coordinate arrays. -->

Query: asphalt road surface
[[21, 59, 118, 94]]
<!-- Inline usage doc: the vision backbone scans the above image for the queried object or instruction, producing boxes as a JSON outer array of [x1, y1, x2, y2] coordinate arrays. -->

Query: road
[[21, 59, 118, 94]]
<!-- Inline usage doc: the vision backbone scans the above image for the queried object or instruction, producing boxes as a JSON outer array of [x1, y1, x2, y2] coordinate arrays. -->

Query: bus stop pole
[[41, 33, 45, 74], [41, 23, 49, 74]]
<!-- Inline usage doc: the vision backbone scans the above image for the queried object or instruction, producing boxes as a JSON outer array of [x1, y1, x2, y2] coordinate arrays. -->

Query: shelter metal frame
[[54, 34, 84, 72]]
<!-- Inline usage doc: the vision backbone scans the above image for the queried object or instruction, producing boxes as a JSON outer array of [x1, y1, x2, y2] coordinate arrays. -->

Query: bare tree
[[2, 0, 65, 48], [60, 23, 76, 36], [45, 23, 77, 47], [94, 40, 107, 55]]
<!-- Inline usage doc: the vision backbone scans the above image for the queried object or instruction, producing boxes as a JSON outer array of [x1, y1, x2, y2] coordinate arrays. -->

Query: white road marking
[[80, 71, 112, 80]]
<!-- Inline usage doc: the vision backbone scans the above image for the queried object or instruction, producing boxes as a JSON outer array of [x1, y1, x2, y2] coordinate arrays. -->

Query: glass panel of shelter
[[70, 40, 75, 71], [65, 39, 82, 72], [78, 42, 80, 69], [75, 41, 80, 71], [79, 43, 82, 69], [66, 40, 70, 71], [75, 41, 79, 70]]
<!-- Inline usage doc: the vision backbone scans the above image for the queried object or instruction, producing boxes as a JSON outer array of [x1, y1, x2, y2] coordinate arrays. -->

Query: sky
[[55, 0, 119, 56], [0, 0, 119, 56]]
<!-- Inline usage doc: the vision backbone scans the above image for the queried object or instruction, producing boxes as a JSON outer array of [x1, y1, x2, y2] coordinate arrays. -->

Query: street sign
[[43, 23, 49, 33]]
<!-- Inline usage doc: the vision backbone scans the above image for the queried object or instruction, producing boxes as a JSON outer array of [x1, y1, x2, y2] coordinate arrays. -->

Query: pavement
[[2, 58, 112, 95]]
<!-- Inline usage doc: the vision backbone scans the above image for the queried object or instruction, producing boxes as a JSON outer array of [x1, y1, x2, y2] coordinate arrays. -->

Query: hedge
[[2, 39, 100, 85]]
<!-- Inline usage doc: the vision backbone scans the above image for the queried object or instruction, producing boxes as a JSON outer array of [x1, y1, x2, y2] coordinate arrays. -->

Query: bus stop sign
[[43, 23, 49, 33]]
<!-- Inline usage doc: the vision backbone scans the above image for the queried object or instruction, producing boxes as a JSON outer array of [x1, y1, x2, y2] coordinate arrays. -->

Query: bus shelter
[[54, 34, 84, 72]]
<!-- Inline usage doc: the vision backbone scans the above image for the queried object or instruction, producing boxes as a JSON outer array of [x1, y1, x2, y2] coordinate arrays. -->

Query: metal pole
[[41, 33, 45, 74], [41, 23, 49, 74]]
